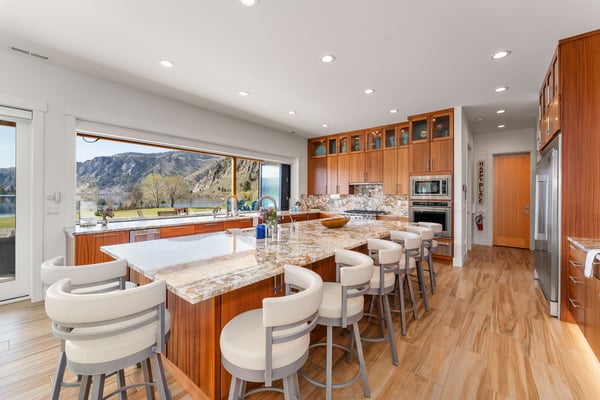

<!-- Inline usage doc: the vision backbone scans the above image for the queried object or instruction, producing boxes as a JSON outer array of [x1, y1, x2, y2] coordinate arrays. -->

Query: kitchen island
[[102, 218, 406, 399]]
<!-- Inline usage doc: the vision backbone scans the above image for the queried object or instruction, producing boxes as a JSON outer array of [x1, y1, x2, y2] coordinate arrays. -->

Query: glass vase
[[267, 222, 277, 239]]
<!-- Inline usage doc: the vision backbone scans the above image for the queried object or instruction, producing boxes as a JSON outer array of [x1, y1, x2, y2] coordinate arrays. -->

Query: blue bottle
[[256, 224, 266, 239]]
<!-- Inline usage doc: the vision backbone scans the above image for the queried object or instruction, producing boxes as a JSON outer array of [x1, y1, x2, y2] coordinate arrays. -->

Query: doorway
[[493, 153, 531, 248]]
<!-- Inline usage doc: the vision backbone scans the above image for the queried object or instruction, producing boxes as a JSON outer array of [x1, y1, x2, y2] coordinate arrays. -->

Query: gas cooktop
[[343, 209, 388, 215]]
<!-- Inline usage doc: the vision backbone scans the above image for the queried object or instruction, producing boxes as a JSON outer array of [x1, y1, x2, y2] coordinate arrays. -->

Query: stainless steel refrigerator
[[534, 135, 561, 317]]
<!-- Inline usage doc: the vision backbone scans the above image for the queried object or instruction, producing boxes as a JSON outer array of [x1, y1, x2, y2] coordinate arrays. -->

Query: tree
[[163, 175, 189, 207], [128, 184, 144, 208], [141, 173, 164, 208]]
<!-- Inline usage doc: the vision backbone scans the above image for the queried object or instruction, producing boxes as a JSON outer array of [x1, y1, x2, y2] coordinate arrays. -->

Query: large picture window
[[76, 134, 268, 221]]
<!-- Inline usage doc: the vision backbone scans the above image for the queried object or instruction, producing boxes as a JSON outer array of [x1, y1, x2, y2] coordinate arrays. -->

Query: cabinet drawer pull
[[569, 259, 582, 268], [203, 223, 221, 227], [93, 233, 118, 238], [568, 298, 582, 309], [568, 275, 581, 284]]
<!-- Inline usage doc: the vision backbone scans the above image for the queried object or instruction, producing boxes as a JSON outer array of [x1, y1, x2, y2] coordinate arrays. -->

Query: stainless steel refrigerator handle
[[534, 175, 548, 241]]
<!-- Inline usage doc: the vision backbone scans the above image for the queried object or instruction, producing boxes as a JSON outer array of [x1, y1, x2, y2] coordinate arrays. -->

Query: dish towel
[[584, 249, 600, 278]]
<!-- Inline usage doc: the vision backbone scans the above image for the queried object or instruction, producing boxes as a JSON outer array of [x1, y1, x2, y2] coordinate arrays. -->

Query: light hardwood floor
[[1, 245, 600, 399]]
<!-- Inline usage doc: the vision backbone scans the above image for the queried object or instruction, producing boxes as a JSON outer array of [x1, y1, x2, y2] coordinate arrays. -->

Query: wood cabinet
[[566, 244, 586, 330], [223, 219, 253, 229], [365, 128, 383, 183], [538, 49, 560, 150], [160, 225, 195, 238], [408, 109, 453, 174], [74, 230, 129, 265], [383, 123, 410, 195], [308, 137, 327, 194], [194, 221, 224, 234]]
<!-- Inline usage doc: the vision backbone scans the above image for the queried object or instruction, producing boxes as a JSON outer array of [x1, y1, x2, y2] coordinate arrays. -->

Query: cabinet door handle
[[568, 298, 582, 309], [569, 275, 581, 284], [569, 259, 582, 268]]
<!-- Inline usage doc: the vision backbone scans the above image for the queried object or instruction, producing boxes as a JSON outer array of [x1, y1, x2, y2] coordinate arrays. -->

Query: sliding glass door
[[0, 110, 31, 301]]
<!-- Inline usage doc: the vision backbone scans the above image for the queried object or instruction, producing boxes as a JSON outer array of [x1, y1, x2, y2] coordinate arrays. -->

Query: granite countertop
[[64, 210, 321, 236], [568, 237, 600, 278], [101, 218, 406, 304]]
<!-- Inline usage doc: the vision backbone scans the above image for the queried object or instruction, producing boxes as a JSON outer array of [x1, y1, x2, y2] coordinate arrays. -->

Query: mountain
[[77, 151, 259, 200], [0, 167, 15, 192]]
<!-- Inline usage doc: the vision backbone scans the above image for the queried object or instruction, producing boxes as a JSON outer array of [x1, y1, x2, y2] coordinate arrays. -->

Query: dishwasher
[[129, 228, 160, 242]]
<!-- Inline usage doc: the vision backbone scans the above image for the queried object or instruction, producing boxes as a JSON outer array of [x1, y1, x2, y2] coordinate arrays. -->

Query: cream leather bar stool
[[220, 265, 323, 400], [406, 225, 437, 294], [44, 278, 172, 400], [301, 249, 373, 400], [390, 230, 429, 311], [362, 238, 401, 365], [388, 231, 420, 335], [41, 256, 136, 400]]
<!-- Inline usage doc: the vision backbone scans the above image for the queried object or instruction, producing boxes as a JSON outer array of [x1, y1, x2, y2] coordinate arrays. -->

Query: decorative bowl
[[320, 217, 350, 229]]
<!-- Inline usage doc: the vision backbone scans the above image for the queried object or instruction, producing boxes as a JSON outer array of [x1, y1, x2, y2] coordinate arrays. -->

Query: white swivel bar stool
[[390, 230, 429, 311], [41, 256, 137, 400], [44, 278, 172, 400], [301, 249, 373, 400], [361, 238, 401, 365], [220, 265, 323, 400], [406, 225, 437, 294]]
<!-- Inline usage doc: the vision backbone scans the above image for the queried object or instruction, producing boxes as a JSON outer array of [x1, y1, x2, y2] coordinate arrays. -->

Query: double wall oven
[[409, 175, 453, 257]]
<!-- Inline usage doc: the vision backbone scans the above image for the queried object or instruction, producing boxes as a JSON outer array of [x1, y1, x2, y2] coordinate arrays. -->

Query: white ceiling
[[1, 1, 599, 138]]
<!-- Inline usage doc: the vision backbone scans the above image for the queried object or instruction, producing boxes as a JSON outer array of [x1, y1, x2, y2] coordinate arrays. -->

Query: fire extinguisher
[[475, 214, 484, 231]]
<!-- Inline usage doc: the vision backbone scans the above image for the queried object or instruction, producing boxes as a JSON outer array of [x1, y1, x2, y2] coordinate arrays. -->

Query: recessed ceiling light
[[240, 0, 258, 6], [321, 55, 336, 63], [390, 109, 398, 114], [498, 124, 506, 128], [496, 109, 506, 114], [364, 88, 375, 95], [322, 124, 329, 128], [238, 91, 250, 96], [495, 86, 509, 93], [475, 117, 485, 122], [160, 60, 174, 68], [288, 111, 296, 115], [492, 50, 511, 60]]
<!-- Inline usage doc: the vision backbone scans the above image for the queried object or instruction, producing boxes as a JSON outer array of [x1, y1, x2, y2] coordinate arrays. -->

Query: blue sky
[[77, 136, 171, 162], [0, 125, 15, 168]]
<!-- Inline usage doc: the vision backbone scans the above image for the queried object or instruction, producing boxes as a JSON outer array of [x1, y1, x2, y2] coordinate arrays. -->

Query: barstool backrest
[[367, 238, 402, 266], [41, 256, 128, 293], [417, 222, 442, 234], [263, 265, 323, 327], [389, 230, 421, 250], [334, 249, 374, 287], [406, 225, 435, 240]]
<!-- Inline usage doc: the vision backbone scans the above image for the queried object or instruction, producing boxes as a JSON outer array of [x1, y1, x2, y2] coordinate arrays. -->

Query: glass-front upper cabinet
[[410, 117, 429, 143], [327, 137, 338, 155], [384, 126, 397, 149], [339, 135, 349, 154], [350, 132, 364, 152], [366, 129, 382, 151], [431, 113, 452, 139], [309, 138, 327, 157], [398, 123, 409, 147]]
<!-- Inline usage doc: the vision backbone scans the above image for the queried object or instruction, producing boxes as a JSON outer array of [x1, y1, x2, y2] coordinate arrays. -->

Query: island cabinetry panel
[[74, 230, 129, 265], [408, 108, 453, 174], [160, 225, 195, 238], [195, 222, 225, 234]]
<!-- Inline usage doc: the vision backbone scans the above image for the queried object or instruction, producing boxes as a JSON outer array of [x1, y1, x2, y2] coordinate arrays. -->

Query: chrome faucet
[[255, 195, 277, 211], [212, 206, 221, 219], [225, 195, 238, 217]]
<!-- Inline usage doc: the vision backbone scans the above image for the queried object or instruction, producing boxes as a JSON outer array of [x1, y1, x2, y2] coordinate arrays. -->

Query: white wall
[[453, 107, 475, 267], [0, 50, 307, 301], [472, 127, 536, 247]]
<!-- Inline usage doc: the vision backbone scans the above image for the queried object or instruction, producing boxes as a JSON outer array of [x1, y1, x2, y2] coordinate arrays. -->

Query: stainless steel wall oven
[[409, 201, 452, 239]]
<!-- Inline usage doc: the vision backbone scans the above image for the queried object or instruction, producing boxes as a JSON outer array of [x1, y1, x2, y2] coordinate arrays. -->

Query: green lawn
[[0, 216, 15, 229]]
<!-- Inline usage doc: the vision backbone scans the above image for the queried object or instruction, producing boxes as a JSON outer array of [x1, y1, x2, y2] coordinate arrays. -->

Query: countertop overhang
[[102, 218, 405, 304]]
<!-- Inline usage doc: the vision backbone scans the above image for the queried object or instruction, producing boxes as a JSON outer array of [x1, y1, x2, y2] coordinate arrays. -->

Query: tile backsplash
[[300, 184, 409, 217]]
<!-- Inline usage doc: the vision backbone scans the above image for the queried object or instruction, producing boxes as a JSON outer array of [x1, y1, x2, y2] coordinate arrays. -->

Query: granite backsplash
[[300, 184, 409, 217]]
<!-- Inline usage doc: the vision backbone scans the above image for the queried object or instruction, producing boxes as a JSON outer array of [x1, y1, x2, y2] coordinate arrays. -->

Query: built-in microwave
[[410, 175, 452, 200]]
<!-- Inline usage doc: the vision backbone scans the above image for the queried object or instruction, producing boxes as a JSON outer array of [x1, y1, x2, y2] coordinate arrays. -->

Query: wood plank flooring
[[1, 245, 600, 399]]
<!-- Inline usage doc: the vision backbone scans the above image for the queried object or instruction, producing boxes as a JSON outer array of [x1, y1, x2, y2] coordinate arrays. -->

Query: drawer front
[[223, 219, 252, 229], [160, 225, 195, 238], [195, 222, 224, 233], [567, 261, 586, 325], [568, 244, 586, 269]]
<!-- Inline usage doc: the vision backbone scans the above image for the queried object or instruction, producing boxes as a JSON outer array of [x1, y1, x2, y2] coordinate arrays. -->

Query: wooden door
[[382, 149, 398, 194], [430, 140, 453, 172], [307, 156, 327, 194], [493, 153, 530, 248], [327, 155, 338, 194], [409, 142, 430, 173], [397, 147, 409, 194]]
